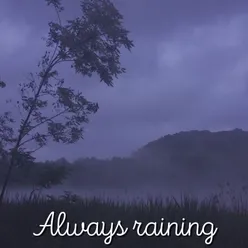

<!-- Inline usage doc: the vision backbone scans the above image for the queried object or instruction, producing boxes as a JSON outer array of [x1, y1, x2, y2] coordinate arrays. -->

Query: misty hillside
[[67, 129, 248, 187], [131, 129, 248, 184], [134, 128, 248, 163], [138, 128, 248, 161], [3, 129, 248, 189]]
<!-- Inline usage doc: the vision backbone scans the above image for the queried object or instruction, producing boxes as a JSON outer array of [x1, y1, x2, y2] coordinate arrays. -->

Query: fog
[[7, 154, 248, 209]]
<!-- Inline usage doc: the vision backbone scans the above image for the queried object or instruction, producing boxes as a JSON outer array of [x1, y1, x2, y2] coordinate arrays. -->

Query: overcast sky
[[1, 0, 248, 161]]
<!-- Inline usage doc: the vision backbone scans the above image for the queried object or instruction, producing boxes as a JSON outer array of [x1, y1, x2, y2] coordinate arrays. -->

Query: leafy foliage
[[35, 165, 70, 189], [0, 80, 6, 89], [0, 0, 133, 202]]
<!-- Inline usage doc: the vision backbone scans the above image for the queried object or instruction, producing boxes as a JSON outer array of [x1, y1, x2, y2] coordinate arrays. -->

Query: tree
[[0, 0, 134, 205], [28, 164, 71, 201], [0, 78, 6, 89]]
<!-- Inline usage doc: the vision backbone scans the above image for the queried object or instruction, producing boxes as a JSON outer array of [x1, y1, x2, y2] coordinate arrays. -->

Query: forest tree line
[[2, 129, 248, 189]]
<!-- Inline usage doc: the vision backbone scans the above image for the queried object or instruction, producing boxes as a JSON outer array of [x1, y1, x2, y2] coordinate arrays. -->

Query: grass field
[[0, 188, 248, 247]]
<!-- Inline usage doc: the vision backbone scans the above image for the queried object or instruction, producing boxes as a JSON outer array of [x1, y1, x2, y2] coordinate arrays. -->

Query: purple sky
[[1, 0, 248, 161]]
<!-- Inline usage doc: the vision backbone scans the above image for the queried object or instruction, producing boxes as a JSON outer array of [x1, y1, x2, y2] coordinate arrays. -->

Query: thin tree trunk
[[0, 66, 53, 207], [0, 159, 14, 206]]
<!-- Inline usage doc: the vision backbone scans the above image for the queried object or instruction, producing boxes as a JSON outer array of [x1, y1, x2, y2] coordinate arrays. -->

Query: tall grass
[[0, 185, 248, 247]]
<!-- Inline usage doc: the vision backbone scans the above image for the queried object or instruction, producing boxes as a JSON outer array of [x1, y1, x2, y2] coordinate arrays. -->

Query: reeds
[[0, 184, 248, 247]]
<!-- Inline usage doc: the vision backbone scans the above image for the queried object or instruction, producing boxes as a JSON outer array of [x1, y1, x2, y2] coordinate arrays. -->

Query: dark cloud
[[1, 0, 248, 161]]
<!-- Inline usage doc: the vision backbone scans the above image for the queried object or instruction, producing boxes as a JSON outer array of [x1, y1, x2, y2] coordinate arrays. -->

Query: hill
[[134, 128, 248, 160], [67, 128, 248, 187], [132, 128, 248, 184], [2, 129, 248, 188]]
